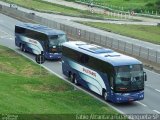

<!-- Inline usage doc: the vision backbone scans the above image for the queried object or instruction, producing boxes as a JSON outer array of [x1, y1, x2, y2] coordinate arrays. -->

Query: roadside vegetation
[[68, 0, 160, 14], [78, 21, 160, 44], [0, 45, 122, 119], [0, 0, 119, 19]]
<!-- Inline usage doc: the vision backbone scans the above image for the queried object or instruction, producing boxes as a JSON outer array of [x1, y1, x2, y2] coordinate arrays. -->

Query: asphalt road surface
[[0, 13, 160, 116]]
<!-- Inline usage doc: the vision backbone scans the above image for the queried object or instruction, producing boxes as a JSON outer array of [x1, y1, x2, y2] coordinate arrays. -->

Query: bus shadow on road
[[114, 102, 135, 106]]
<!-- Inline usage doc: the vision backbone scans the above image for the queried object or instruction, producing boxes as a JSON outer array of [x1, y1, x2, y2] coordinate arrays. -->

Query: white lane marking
[[145, 85, 153, 88], [9, 37, 14, 40], [136, 101, 147, 107], [11, 49, 125, 115], [0, 36, 8, 38], [144, 69, 160, 76], [0, 29, 13, 38], [155, 89, 160, 93], [153, 110, 160, 114], [0, 36, 14, 40]]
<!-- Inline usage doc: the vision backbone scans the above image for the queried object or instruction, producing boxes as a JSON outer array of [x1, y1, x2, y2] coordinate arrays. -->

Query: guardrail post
[[89, 32, 91, 43], [147, 48, 149, 61], [111, 38, 113, 48], [156, 51, 158, 63], [116, 40, 119, 50], [131, 44, 133, 55], [100, 35, 102, 45], [124, 42, 126, 52]]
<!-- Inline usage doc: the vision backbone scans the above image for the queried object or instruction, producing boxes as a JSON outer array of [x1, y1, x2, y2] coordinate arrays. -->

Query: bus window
[[110, 76, 114, 90], [115, 65, 144, 92], [49, 34, 67, 47], [15, 26, 25, 34], [78, 54, 89, 64]]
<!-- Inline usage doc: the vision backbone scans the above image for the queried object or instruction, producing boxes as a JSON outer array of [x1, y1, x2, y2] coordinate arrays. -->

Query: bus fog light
[[140, 95, 143, 98], [123, 93, 130, 96], [117, 98, 122, 100]]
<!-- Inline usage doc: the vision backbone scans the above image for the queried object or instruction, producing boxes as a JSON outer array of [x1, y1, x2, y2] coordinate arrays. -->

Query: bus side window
[[45, 42, 49, 50], [79, 54, 89, 64], [110, 76, 114, 89]]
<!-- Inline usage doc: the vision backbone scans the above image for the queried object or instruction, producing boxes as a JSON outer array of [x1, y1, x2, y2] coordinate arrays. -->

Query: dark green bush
[[145, 3, 154, 7], [65, 0, 76, 1], [155, 0, 160, 9]]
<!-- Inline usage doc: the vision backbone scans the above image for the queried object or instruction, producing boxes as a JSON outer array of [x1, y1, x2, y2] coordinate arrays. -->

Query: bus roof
[[15, 23, 65, 35], [63, 41, 142, 66]]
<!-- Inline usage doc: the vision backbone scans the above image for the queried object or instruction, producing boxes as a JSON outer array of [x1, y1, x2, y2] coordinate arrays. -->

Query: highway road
[[0, 13, 160, 116], [1, 0, 160, 53]]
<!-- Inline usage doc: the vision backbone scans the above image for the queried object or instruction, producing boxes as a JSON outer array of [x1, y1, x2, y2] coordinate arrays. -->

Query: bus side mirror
[[41, 51, 44, 55], [143, 72, 147, 81]]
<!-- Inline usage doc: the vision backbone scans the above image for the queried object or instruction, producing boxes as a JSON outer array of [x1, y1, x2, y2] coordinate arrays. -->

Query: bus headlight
[[139, 95, 144, 98], [117, 98, 122, 100], [123, 93, 130, 96]]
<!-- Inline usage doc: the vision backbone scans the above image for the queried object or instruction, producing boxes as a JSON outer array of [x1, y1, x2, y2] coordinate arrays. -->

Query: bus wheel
[[20, 44, 25, 52], [74, 76, 79, 85], [103, 90, 108, 101], [71, 74, 78, 85], [20, 44, 23, 51], [23, 45, 26, 52], [68, 72, 72, 81], [70, 74, 75, 83]]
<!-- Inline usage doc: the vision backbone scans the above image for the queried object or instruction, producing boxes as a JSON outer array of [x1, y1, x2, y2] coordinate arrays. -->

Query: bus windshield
[[115, 65, 144, 92], [49, 34, 67, 47]]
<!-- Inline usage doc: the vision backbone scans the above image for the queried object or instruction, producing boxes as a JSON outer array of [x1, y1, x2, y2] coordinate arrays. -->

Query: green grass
[[0, 0, 119, 19], [74, 0, 160, 14], [78, 21, 160, 44], [0, 45, 122, 118]]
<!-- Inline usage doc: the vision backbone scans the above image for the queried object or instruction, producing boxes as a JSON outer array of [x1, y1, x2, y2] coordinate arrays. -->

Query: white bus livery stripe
[[20, 36, 43, 54], [69, 61, 106, 95], [79, 72, 103, 95]]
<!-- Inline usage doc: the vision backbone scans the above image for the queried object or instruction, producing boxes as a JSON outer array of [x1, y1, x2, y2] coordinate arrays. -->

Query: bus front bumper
[[45, 53, 62, 60], [113, 91, 144, 103]]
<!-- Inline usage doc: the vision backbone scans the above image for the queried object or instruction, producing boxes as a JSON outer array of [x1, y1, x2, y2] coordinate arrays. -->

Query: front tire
[[103, 90, 108, 101], [72, 74, 79, 85], [20, 44, 23, 51], [74, 77, 79, 85], [20, 44, 25, 52]]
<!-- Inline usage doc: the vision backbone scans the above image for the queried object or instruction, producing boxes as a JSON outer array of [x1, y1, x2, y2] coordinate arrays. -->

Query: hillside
[[67, 0, 160, 14]]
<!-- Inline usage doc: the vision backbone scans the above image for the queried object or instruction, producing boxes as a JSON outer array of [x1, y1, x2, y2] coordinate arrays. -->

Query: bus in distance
[[62, 41, 147, 103], [15, 23, 68, 60]]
